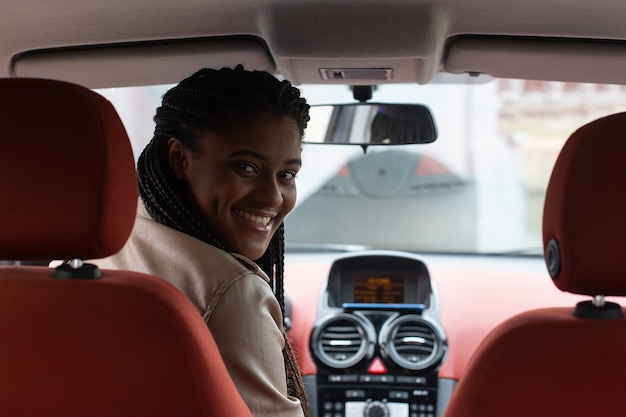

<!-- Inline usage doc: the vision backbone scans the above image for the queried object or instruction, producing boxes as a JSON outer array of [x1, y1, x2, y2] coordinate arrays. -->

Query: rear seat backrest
[[443, 112, 626, 417], [0, 78, 253, 417]]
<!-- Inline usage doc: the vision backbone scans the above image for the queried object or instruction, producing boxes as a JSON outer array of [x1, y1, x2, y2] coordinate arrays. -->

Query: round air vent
[[379, 314, 446, 372], [311, 313, 375, 369]]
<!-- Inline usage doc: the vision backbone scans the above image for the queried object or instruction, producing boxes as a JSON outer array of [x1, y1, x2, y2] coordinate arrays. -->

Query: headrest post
[[53, 260, 101, 280], [593, 295, 606, 308], [593, 295, 606, 307], [573, 297, 623, 320], [69, 259, 84, 269]]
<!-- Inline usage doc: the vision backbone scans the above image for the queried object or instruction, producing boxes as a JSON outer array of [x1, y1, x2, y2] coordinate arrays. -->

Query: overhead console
[[309, 251, 447, 417]]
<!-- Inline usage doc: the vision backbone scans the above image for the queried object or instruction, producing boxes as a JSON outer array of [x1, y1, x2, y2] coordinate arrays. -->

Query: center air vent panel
[[379, 314, 446, 372], [311, 313, 375, 369]]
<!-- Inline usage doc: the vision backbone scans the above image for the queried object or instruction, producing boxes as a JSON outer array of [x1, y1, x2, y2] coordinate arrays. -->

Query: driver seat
[[443, 112, 626, 417], [0, 78, 252, 417]]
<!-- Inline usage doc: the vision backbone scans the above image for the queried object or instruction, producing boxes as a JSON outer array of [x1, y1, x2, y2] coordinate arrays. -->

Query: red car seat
[[0, 78, 252, 417], [443, 112, 626, 417]]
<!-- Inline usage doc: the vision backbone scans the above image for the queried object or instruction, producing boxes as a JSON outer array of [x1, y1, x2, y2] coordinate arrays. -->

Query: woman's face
[[168, 114, 302, 260]]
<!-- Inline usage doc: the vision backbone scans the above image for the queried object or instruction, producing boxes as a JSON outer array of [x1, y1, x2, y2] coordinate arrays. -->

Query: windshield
[[97, 78, 626, 256]]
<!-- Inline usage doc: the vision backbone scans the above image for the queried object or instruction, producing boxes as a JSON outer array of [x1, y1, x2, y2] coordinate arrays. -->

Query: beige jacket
[[96, 200, 304, 417]]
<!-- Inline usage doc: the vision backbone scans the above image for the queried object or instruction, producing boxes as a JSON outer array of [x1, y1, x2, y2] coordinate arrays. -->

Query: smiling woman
[[168, 114, 302, 260], [95, 66, 311, 417]]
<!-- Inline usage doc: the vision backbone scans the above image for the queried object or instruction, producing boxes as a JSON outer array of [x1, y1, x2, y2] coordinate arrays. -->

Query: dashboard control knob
[[364, 401, 389, 417]]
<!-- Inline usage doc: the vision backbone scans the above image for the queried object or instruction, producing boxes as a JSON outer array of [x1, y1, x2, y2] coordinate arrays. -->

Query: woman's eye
[[280, 171, 297, 180], [237, 163, 257, 174]]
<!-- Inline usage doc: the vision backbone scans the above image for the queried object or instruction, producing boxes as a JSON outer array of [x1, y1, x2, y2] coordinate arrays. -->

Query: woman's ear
[[167, 138, 188, 179]]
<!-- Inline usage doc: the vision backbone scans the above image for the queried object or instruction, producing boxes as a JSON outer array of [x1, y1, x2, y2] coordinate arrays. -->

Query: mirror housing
[[304, 103, 437, 145]]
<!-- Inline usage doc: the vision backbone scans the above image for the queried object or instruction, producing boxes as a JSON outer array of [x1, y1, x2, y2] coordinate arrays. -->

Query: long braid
[[137, 66, 310, 415], [259, 226, 309, 417], [275, 227, 310, 417], [257, 226, 310, 416]]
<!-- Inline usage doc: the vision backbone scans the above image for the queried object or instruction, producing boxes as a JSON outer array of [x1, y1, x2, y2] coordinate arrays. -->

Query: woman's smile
[[234, 208, 273, 229]]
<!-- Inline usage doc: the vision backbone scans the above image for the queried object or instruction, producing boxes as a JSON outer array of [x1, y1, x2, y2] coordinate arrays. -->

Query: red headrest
[[543, 112, 626, 296], [0, 78, 137, 261]]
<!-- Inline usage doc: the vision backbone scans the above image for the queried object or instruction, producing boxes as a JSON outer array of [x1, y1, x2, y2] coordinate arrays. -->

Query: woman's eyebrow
[[228, 150, 267, 160], [228, 150, 302, 166]]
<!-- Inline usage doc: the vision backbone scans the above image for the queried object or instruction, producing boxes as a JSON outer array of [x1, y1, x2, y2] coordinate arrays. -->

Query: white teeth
[[235, 209, 271, 226]]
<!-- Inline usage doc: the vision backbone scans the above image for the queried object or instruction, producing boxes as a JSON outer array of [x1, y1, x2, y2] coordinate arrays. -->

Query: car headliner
[[4, 0, 626, 88]]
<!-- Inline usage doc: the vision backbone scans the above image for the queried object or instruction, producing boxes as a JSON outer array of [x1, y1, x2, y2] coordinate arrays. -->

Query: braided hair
[[137, 66, 310, 416]]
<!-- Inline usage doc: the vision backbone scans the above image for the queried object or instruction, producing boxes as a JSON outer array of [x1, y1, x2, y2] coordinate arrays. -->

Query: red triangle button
[[368, 357, 387, 374]]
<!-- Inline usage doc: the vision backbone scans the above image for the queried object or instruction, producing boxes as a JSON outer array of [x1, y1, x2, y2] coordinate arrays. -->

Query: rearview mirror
[[304, 103, 437, 145]]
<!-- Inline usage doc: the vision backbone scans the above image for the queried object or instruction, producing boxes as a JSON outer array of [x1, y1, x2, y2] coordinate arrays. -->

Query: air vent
[[379, 314, 446, 372], [311, 313, 375, 369]]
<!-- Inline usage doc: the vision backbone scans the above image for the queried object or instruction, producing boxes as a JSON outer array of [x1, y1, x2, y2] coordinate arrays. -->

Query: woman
[[98, 66, 310, 417]]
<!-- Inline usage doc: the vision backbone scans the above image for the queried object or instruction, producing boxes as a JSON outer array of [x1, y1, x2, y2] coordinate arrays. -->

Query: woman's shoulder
[[97, 202, 271, 315], [129, 210, 259, 278]]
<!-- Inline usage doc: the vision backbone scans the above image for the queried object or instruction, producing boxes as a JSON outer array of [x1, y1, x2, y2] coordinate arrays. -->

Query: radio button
[[328, 374, 359, 383], [388, 391, 409, 400], [396, 376, 427, 385], [346, 390, 366, 399], [359, 375, 395, 383]]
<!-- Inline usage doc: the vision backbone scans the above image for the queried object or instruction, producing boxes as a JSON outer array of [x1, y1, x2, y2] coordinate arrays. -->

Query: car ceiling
[[4, 0, 626, 88]]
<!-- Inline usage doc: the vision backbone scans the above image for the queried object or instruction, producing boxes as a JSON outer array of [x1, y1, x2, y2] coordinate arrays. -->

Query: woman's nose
[[255, 176, 283, 207]]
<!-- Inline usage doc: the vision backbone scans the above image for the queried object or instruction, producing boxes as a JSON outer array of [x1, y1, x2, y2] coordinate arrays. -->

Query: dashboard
[[285, 250, 586, 417]]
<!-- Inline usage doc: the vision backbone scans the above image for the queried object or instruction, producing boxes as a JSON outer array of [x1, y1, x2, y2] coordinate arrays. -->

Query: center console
[[308, 252, 447, 417]]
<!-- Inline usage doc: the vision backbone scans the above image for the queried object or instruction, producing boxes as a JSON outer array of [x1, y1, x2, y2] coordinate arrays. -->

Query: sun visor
[[11, 37, 276, 89], [445, 36, 626, 85]]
